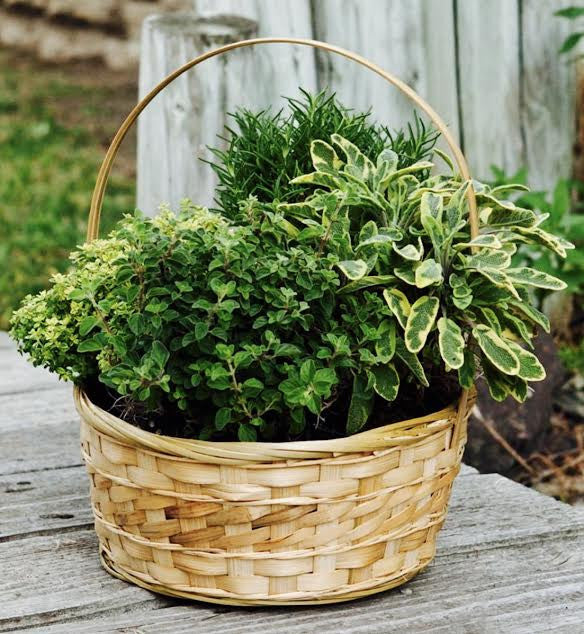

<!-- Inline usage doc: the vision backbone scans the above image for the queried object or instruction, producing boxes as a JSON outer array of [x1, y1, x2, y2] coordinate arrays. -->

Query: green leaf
[[415, 258, 443, 288], [68, 289, 87, 302], [310, 139, 341, 171], [512, 226, 573, 257], [472, 325, 519, 375], [238, 424, 257, 442], [300, 360, 316, 383], [476, 307, 502, 333], [505, 341, 546, 381], [555, 7, 584, 19], [194, 321, 209, 341], [458, 348, 476, 389], [339, 274, 396, 294], [337, 259, 369, 280], [376, 319, 396, 363], [508, 300, 550, 333], [290, 171, 340, 189], [472, 268, 520, 299], [420, 192, 444, 253], [77, 337, 103, 353], [346, 373, 374, 434], [405, 296, 440, 353], [437, 317, 465, 369], [331, 133, 375, 180], [464, 250, 511, 270], [383, 288, 411, 329], [484, 207, 537, 228], [152, 341, 170, 368], [242, 378, 264, 397], [313, 368, 337, 396], [372, 364, 400, 401], [215, 407, 231, 430], [394, 265, 417, 285], [559, 31, 584, 53], [395, 338, 429, 387], [393, 241, 423, 261], [505, 267, 567, 291], [454, 234, 502, 250], [79, 315, 99, 337]]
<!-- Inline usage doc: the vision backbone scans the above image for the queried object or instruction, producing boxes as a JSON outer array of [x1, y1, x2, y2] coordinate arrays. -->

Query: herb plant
[[207, 90, 438, 218], [11, 101, 572, 442]]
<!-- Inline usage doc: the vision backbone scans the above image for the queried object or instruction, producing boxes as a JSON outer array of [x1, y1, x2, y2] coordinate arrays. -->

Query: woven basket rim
[[74, 386, 473, 465]]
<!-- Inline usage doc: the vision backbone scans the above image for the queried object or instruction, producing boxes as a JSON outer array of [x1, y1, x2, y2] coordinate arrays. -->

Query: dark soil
[[85, 371, 462, 443]]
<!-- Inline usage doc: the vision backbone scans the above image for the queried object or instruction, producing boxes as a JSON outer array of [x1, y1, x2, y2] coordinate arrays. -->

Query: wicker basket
[[78, 38, 481, 605], [77, 386, 475, 605]]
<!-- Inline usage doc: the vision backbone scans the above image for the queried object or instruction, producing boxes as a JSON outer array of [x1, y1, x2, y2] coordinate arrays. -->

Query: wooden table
[[2, 332, 584, 632]]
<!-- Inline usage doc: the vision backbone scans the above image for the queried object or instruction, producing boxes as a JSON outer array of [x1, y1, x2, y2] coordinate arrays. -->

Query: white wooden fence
[[136, 0, 580, 215]]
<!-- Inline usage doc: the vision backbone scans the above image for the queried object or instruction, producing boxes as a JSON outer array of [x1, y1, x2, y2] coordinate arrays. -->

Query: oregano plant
[[10, 96, 572, 442]]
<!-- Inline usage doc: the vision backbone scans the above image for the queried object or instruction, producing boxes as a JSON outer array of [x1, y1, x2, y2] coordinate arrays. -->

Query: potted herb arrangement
[[10, 40, 571, 605]]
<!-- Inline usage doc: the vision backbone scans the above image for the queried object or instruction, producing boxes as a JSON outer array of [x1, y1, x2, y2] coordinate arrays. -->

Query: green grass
[[0, 53, 135, 329]]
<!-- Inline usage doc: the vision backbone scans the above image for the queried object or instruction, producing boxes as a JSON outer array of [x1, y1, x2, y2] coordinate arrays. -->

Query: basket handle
[[87, 37, 478, 241]]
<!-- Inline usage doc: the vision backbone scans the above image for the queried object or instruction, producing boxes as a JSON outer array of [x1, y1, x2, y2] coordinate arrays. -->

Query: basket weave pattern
[[77, 388, 475, 605]]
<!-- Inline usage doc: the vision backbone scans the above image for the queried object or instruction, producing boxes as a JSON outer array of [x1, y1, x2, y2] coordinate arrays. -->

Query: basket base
[[99, 548, 426, 606]]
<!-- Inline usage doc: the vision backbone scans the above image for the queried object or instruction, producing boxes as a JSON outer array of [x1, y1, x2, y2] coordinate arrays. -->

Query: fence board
[[456, 0, 523, 181], [312, 0, 459, 140], [521, 0, 578, 191]]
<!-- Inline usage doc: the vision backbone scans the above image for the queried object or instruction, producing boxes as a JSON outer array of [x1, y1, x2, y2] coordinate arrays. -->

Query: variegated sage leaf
[[395, 338, 429, 387], [472, 325, 520, 375], [310, 139, 341, 172], [454, 234, 502, 251], [394, 265, 417, 285], [331, 133, 374, 180], [336, 259, 368, 281], [464, 249, 511, 270], [508, 300, 550, 333], [376, 319, 396, 363], [383, 288, 411, 329], [505, 267, 567, 291], [358, 220, 378, 243], [505, 340, 546, 381], [513, 226, 573, 257], [437, 317, 465, 369], [346, 372, 374, 434], [471, 268, 520, 299], [476, 307, 502, 333], [405, 296, 440, 353], [339, 274, 396, 294], [498, 312, 533, 346], [393, 238, 423, 261], [372, 364, 400, 401], [415, 258, 443, 288], [482, 360, 511, 402], [483, 206, 538, 228], [290, 171, 340, 190], [458, 348, 476, 389]]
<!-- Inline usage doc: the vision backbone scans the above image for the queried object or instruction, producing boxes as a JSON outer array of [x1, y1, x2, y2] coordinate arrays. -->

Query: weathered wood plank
[[2, 465, 584, 630], [312, 0, 459, 140], [7, 529, 584, 632], [456, 0, 524, 180], [521, 0, 578, 191], [0, 347, 61, 396], [0, 466, 92, 540], [137, 4, 316, 215], [0, 386, 79, 475]]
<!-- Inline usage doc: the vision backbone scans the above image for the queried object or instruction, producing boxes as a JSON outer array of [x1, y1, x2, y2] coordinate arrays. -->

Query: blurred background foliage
[[0, 49, 135, 329]]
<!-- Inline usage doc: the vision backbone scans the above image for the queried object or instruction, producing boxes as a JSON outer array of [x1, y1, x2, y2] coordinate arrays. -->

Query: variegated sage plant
[[278, 134, 572, 425]]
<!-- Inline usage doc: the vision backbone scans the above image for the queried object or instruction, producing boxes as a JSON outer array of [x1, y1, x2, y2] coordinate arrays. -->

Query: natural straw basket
[[77, 38, 479, 606]]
